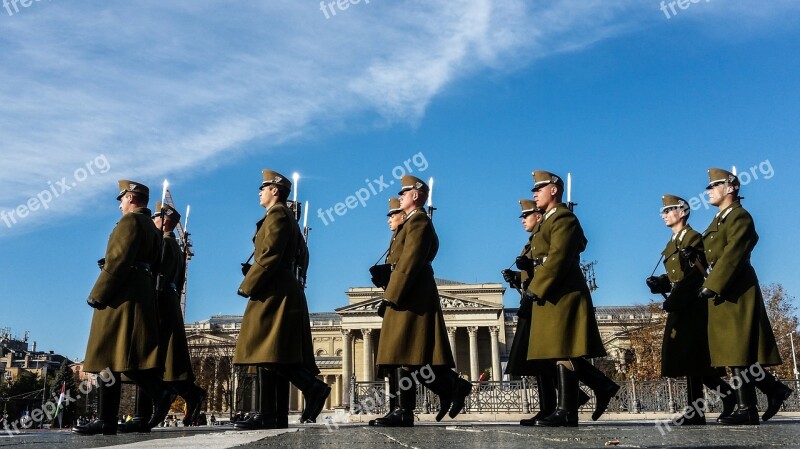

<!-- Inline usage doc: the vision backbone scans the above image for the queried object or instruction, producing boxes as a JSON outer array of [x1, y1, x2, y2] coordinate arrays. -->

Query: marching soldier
[[73, 181, 174, 435], [233, 170, 328, 427], [523, 171, 617, 427], [684, 168, 791, 425], [374, 175, 472, 427], [368, 198, 404, 426], [645, 195, 735, 425]]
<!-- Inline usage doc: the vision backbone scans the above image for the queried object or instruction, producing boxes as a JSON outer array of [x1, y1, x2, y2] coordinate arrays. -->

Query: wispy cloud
[[0, 0, 796, 234]]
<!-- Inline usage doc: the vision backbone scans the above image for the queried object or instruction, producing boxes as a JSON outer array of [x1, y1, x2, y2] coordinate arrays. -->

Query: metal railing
[[350, 378, 800, 415]]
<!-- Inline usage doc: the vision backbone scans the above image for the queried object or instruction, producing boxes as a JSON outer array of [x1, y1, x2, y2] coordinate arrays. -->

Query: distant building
[[0, 329, 72, 383], [185, 279, 652, 415]]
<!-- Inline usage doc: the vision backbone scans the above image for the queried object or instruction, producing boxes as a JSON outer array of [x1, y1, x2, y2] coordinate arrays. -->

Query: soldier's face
[[388, 212, 403, 231], [119, 194, 134, 214], [522, 213, 539, 232], [152, 215, 163, 228], [706, 183, 732, 206], [661, 208, 683, 226], [259, 185, 276, 208], [399, 189, 417, 211], [533, 184, 556, 209]]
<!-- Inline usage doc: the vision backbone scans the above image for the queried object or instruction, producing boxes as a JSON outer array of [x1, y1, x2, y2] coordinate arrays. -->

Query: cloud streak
[[0, 0, 797, 234]]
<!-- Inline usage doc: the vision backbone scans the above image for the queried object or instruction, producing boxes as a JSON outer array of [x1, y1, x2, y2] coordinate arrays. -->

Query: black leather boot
[[702, 376, 735, 422], [236, 369, 271, 430], [536, 364, 579, 427], [72, 375, 120, 435], [177, 382, 207, 427], [521, 373, 556, 426], [119, 387, 152, 433], [275, 374, 290, 429], [422, 366, 454, 421], [718, 368, 759, 425], [755, 370, 793, 421], [124, 370, 176, 430], [675, 377, 706, 425], [375, 371, 415, 427], [572, 357, 619, 421], [271, 365, 330, 423], [370, 369, 400, 426]]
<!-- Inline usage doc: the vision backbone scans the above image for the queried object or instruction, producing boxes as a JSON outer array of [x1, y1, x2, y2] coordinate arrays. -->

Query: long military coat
[[84, 207, 161, 373], [702, 203, 781, 367], [657, 225, 721, 378], [158, 231, 194, 382], [376, 208, 455, 368], [233, 203, 318, 373], [526, 204, 606, 360], [505, 233, 550, 376]]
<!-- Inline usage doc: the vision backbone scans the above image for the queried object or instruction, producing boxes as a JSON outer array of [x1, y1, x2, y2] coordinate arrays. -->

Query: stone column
[[341, 329, 353, 408], [467, 326, 480, 381], [447, 327, 458, 370], [362, 329, 374, 382], [489, 326, 502, 383], [335, 374, 342, 407]]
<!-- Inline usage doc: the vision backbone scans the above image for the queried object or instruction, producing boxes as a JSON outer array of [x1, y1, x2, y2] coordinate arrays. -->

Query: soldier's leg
[[718, 367, 759, 425], [520, 363, 556, 426], [235, 373, 265, 430], [119, 387, 153, 433], [423, 366, 472, 420], [72, 373, 122, 435], [270, 365, 330, 423], [375, 368, 415, 427], [166, 380, 206, 427], [754, 369, 793, 421], [702, 375, 735, 421], [675, 377, 706, 425], [275, 374, 290, 428], [572, 357, 620, 421], [369, 368, 400, 426], [123, 369, 176, 430], [536, 361, 579, 427]]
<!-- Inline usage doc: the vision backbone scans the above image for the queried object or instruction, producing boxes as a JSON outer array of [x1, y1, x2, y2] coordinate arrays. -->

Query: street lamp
[[789, 331, 799, 380]]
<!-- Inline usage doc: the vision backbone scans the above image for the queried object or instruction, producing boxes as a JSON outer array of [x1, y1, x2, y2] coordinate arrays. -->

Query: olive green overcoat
[[84, 207, 161, 373], [157, 231, 194, 382], [376, 208, 455, 368], [702, 203, 781, 367], [233, 203, 318, 373], [526, 204, 606, 360], [658, 225, 722, 378]]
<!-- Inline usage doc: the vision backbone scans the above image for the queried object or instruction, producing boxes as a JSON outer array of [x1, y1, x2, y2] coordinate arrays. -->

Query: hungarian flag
[[53, 382, 66, 423]]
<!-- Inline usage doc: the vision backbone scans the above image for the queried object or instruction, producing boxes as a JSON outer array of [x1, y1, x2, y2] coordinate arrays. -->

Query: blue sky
[[1, 1, 799, 361]]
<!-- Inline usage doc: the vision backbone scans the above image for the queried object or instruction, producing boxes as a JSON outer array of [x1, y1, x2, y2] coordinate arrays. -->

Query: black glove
[[501, 269, 521, 289], [517, 295, 533, 319], [377, 300, 392, 318], [646, 275, 671, 295], [699, 287, 717, 300], [241, 263, 252, 276], [369, 264, 392, 290], [97, 258, 105, 270], [237, 288, 249, 298], [681, 247, 701, 264], [515, 256, 534, 271], [87, 298, 106, 310]]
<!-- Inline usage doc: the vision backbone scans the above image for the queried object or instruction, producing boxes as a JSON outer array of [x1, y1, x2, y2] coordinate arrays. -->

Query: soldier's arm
[[238, 211, 290, 297], [528, 213, 582, 300], [703, 211, 758, 295], [88, 214, 140, 305], [383, 216, 431, 305]]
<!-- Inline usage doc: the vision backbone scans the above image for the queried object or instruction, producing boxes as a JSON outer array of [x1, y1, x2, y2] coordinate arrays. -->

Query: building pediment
[[336, 294, 502, 315], [186, 332, 237, 346]]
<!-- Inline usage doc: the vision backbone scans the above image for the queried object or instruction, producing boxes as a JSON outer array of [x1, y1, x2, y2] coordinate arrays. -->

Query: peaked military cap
[[660, 194, 689, 214], [387, 197, 402, 216], [260, 169, 292, 191], [519, 199, 541, 218], [154, 201, 181, 221], [531, 170, 564, 192], [706, 168, 740, 190], [116, 180, 150, 201], [397, 175, 429, 195]]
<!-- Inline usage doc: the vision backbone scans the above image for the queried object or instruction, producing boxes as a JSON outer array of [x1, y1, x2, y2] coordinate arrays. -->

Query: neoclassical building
[[185, 279, 649, 414]]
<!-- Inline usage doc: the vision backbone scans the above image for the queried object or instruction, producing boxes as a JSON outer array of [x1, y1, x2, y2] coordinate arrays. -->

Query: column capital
[[361, 328, 373, 338], [488, 326, 500, 336], [447, 327, 458, 336], [467, 326, 479, 336], [341, 328, 352, 338]]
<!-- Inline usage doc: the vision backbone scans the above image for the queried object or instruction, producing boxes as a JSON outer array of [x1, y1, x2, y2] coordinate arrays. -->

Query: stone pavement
[[2, 418, 800, 448]]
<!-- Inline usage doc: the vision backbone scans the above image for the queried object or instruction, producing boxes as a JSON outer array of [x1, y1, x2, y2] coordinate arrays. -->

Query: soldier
[[368, 198, 404, 426], [523, 171, 617, 427], [234, 170, 329, 427], [645, 195, 735, 425], [374, 176, 472, 427], [73, 181, 174, 435], [684, 168, 791, 425]]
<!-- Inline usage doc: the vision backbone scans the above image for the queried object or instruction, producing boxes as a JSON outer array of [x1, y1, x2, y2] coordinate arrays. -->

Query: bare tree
[[763, 283, 800, 379]]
